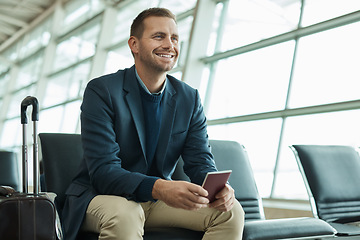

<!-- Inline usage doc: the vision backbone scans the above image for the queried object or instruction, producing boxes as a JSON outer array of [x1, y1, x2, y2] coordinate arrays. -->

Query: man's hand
[[208, 184, 236, 212], [152, 179, 209, 211]]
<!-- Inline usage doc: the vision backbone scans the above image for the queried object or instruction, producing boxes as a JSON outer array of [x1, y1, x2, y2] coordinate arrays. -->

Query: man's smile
[[155, 53, 175, 58]]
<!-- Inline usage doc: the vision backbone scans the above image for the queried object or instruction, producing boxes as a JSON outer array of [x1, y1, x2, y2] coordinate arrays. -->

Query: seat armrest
[[243, 217, 336, 240]]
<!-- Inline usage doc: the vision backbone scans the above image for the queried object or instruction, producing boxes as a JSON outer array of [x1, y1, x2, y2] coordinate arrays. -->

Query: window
[[16, 53, 43, 89], [289, 22, 360, 108], [62, 0, 104, 34], [207, 41, 294, 119], [220, 0, 301, 51], [53, 24, 99, 72], [44, 62, 90, 108], [301, 0, 360, 26]]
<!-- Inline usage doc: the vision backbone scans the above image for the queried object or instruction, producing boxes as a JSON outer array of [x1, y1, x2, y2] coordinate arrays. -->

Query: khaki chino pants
[[82, 195, 244, 240]]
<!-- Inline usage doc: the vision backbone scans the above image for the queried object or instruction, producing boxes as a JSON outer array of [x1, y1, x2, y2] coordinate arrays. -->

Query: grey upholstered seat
[[0, 151, 20, 191], [38, 133, 335, 239], [291, 145, 360, 237]]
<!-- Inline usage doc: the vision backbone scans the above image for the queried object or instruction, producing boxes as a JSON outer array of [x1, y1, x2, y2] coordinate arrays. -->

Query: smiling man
[[61, 8, 244, 240]]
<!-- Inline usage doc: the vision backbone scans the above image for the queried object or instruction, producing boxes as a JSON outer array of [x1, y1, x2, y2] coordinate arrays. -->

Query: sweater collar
[[135, 68, 167, 96]]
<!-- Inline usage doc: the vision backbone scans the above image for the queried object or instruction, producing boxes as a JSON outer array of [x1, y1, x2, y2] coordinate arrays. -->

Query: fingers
[[209, 194, 235, 212], [182, 183, 209, 210], [209, 184, 236, 212], [212, 195, 235, 212], [181, 197, 209, 210], [154, 180, 210, 211], [187, 182, 208, 198]]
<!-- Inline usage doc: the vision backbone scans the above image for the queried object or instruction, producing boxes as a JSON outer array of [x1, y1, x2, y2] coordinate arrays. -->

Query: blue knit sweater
[[134, 81, 164, 202]]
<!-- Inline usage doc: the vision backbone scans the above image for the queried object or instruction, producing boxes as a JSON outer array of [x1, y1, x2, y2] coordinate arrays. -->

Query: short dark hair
[[130, 8, 176, 39]]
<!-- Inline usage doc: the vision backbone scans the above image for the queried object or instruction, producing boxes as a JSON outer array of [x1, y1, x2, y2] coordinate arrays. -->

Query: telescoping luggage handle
[[20, 96, 40, 195]]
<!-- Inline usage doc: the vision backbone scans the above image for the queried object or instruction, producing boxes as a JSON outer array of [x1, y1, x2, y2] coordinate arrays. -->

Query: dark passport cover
[[202, 170, 232, 202]]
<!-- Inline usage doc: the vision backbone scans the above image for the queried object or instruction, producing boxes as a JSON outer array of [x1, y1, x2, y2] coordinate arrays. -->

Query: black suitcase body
[[0, 96, 57, 240], [0, 192, 56, 240]]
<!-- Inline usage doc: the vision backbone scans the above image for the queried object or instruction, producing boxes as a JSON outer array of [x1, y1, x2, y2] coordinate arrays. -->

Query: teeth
[[157, 54, 172, 58]]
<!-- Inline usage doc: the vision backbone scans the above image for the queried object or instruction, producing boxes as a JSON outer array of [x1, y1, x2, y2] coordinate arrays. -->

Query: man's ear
[[128, 36, 139, 54]]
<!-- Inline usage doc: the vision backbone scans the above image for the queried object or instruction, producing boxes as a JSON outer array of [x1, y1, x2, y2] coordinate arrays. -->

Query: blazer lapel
[[123, 67, 147, 161]]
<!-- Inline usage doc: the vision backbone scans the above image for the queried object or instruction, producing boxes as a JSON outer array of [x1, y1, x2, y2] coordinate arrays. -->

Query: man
[[62, 7, 244, 240]]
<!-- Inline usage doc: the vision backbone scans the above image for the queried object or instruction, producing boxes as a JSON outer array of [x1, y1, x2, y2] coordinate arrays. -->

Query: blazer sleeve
[[181, 89, 218, 185]]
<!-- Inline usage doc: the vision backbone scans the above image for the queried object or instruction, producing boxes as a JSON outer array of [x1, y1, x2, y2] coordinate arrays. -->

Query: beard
[[138, 47, 178, 73]]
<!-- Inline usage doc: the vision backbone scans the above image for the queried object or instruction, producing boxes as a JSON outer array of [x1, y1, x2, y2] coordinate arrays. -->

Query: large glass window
[[0, 71, 10, 97], [174, 15, 193, 68], [39, 101, 81, 134], [62, 0, 104, 34], [0, 118, 21, 149], [44, 62, 90, 108], [301, 0, 360, 27], [18, 19, 51, 60], [289, 22, 360, 108], [53, 23, 99, 72], [61, 101, 82, 133], [16, 52, 43, 90], [207, 41, 295, 119], [220, 0, 301, 51], [105, 46, 134, 75], [111, 2, 151, 46]]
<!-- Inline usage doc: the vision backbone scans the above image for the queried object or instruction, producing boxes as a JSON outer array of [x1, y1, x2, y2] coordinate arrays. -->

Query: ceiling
[[0, 0, 56, 52]]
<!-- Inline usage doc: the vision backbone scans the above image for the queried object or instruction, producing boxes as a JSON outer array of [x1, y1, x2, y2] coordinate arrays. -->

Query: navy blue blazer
[[61, 65, 217, 240]]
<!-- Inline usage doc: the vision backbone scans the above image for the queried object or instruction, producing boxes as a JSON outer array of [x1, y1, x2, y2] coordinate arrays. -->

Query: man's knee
[[85, 195, 145, 238], [220, 201, 245, 238], [99, 196, 145, 227], [230, 201, 245, 227]]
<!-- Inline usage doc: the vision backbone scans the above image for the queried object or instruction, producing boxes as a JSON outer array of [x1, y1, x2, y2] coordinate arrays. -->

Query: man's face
[[132, 16, 179, 73]]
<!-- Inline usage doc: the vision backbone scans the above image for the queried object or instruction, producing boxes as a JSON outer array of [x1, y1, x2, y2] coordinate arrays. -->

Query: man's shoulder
[[87, 67, 134, 88], [166, 74, 196, 94]]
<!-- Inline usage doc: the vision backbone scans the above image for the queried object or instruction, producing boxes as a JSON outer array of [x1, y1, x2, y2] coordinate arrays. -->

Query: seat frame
[[290, 146, 320, 219]]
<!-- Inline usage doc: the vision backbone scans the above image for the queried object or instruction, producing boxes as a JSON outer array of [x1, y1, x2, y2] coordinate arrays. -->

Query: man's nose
[[163, 37, 175, 49]]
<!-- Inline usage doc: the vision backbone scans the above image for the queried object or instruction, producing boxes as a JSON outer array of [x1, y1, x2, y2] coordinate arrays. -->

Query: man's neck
[[135, 65, 167, 93]]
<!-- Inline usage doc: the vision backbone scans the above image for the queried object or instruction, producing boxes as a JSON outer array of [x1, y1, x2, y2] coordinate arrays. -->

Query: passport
[[202, 170, 232, 202]]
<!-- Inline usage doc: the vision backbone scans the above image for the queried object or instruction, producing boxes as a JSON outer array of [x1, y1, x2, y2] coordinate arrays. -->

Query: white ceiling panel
[[0, 0, 56, 51]]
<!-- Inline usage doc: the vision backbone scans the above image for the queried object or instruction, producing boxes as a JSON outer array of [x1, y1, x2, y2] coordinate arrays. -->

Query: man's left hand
[[208, 184, 236, 212]]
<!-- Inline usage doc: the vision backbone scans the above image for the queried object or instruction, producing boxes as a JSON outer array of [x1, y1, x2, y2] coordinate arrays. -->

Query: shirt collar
[[135, 68, 167, 95]]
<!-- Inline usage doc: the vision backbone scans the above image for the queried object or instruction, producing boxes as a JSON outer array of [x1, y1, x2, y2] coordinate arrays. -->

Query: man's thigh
[[142, 200, 223, 231], [82, 195, 145, 236]]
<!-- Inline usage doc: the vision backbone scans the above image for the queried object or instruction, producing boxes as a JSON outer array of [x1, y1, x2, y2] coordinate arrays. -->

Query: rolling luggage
[[0, 96, 57, 240]]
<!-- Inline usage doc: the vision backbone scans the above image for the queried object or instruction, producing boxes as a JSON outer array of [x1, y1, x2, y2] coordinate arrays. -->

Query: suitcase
[[0, 96, 58, 240]]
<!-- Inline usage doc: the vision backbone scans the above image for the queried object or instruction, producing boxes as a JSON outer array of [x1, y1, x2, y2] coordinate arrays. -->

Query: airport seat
[[291, 145, 360, 237], [39, 133, 336, 239], [0, 151, 20, 191], [39, 133, 203, 240], [205, 140, 335, 240]]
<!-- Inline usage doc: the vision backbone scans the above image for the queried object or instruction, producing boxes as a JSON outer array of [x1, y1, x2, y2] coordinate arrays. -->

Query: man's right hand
[[152, 179, 209, 210]]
